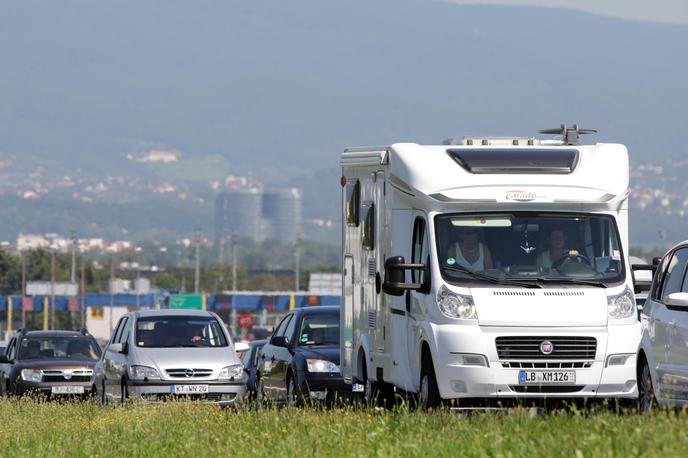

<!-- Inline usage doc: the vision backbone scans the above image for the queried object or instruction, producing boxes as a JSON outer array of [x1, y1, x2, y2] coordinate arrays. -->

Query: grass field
[[1, 399, 687, 457]]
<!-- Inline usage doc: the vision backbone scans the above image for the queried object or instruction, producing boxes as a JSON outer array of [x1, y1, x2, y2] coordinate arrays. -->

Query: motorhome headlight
[[437, 285, 477, 320], [20, 369, 42, 382], [306, 359, 340, 373], [129, 365, 160, 380], [607, 287, 636, 319], [219, 364, 244, 379]]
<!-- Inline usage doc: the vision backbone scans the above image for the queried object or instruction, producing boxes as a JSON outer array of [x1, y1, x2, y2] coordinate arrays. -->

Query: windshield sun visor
[[447, 148, 579, 174]]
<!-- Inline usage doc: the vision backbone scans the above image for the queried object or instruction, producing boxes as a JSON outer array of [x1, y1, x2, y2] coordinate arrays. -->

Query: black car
[[240, 339, 267, 400], [257, 306, 352, 406], [0, 329, 102, 397]]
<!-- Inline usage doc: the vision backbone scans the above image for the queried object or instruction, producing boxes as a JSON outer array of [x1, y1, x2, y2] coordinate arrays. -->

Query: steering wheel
[[551, 251, 592, 270]]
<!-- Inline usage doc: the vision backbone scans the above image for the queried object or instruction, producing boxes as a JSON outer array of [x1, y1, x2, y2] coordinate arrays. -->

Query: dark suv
[[0, 329, 102, 397]]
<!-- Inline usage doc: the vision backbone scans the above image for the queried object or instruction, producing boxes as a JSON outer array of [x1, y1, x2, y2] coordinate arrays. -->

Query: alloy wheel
[[639, 362, 655, 413]]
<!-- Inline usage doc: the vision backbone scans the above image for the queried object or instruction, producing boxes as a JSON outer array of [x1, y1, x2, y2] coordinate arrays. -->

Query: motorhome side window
[[345, 180, 360, 227], [412, 218, 429, 285], [362, 202, 375, 250], [434, 212, 625, 286]]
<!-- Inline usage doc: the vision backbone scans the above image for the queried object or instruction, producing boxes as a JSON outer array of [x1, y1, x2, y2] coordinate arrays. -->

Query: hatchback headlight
[[21, 369, 42, 382], [219, 364, 244, 379], [129, 365, 160, 380], [607, 287, 636, 319], [437, 285, 477, 319], [306, 359, 339, 373]]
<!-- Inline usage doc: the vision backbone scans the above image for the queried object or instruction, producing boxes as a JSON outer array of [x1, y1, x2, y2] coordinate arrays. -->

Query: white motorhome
[[340, 127, 641, 408]]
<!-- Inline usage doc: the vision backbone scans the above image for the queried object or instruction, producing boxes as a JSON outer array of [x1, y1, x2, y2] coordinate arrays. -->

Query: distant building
[[215, 187, 303, 248], [308, 273, 341, 296], [17, 234, 49, 251]]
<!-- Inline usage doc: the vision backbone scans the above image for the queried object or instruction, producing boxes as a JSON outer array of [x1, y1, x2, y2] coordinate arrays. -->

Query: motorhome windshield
[[435, 212, 625, 286]]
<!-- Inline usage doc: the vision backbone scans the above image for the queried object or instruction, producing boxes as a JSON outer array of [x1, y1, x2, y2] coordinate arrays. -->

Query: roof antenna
[[539, 124, 597, 145]]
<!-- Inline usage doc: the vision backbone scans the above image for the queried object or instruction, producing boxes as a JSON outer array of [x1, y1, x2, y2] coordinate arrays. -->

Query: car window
[[284, 314, 298, 343], [253, 345, 264, 366], [135, 315, 228, 348], [111, 317, 126, 345], [119, 318, 132, 345], [19, 337, 100, 360], [651, 254, 673, 301], [660, 248, 688, 302], [273, 315, 292, 339], [412, 217, 430, 286], [7, 338, 16, 360], [297, 313, 340, 346]]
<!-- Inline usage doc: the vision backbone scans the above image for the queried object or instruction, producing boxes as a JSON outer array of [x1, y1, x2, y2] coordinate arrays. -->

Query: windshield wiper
[[532, 277, 608, 288], [442, 265, 541, 289]]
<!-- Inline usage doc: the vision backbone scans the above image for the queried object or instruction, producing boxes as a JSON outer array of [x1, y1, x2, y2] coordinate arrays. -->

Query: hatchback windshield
[[435, 212, 625, 286], [297, 314, 339, 347], [135, 316, 228, 348], [19, 337, 101, 360]]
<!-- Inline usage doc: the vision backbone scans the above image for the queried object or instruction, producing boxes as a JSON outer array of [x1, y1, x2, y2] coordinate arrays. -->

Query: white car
[[94, 309, 246, 406], [637, 241, 688, 411]]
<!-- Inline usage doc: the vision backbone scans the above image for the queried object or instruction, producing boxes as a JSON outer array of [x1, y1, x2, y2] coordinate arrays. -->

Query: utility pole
[[109, 253, 115, 338], [135, 246, 142, 307], [294, 232, 302, 291], [50, 247, 56, 329], [194, 228, 201, 294], [231, 231, 237, 292], [70, 230, 76, 284], [80, 250, 86, 328], [21, 250, 26, 328]]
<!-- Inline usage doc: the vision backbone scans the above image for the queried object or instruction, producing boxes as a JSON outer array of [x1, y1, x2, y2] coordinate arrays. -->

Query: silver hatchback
[[94, 309, 246, 406]]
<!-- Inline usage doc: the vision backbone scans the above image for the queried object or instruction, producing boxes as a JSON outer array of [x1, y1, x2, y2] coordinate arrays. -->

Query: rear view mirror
[[382, 256, 426, 296], [665, 292, 688, 309], [234, 341, 249, 353], [109, 343, 124, 354], [0, 355, 10, 364], [631, 264, 655, 294], [271, 336, 289, 348]]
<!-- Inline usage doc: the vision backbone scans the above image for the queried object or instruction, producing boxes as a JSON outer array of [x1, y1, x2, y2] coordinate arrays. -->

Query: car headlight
[[219, 364, 244, 379], [20, 369, 42, 382], [129, 365, 160, 380], [607, 287, 636, 319], [306, 359, 339, 373], [437, 285, 477, 319]]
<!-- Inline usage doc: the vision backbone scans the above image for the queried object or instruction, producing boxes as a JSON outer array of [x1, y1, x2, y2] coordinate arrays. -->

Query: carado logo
[[504, 190, 537, 202]]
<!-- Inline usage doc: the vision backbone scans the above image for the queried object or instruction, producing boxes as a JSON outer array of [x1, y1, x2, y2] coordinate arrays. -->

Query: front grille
[[41, 369, 93, 382], [501, 362, 592, 369], [509, 385, 585, 394], [166, 368, 214, 378], [496, 336, 597, 360]]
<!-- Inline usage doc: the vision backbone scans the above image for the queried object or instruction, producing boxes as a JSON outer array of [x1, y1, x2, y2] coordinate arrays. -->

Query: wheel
[[101, 380, 108, 406], [419, 353, 441, 410], [286, 373, 301, 407], [361, 360, 376, 406], [638, 358, 656, 413], [255, 378, 266, 411], [120, 380, 129, 405]]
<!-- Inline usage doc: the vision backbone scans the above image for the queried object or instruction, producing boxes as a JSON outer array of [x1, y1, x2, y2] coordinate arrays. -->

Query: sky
[[441, 0, 688, 24]]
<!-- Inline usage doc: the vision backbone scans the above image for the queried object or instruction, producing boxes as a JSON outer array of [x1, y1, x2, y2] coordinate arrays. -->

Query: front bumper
[[430, 322, 640, 400], [296, 370, 361, 401], [127, 380, 246, 406], [15, 380, 95, 397]]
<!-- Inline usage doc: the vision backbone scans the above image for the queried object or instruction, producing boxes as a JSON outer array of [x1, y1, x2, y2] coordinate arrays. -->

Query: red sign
[[239, 314, 254, 328], [22, 297, 32, 311], [69, 298, 78, 312]]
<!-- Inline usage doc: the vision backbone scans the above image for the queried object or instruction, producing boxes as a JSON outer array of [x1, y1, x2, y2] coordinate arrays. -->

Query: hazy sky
[[442, 0, 688, 25]]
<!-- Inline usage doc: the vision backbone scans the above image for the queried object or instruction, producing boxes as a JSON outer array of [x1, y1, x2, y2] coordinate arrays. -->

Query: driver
[[447, 227, 493, 271], [536, 229, 567, 270]]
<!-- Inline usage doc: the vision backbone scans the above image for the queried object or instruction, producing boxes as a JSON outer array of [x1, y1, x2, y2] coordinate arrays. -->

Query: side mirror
[[665, 292, 688, 309], [234, 341, 250, 353], [0, 355, 11, 364], [271, 336, 289, 348], [108, 343, 124, 354], [631, 264, 654, 294], [382, 256, 425, 296], [652, 257, 662, 266]]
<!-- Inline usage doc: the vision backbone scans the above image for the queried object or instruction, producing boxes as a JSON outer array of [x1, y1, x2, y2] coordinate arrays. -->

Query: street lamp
[[135, 246, 142, 307], [49, 244, 57, 330]]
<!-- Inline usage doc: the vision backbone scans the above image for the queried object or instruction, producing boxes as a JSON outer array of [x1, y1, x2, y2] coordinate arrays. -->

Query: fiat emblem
[[539, 340, 554, 355]]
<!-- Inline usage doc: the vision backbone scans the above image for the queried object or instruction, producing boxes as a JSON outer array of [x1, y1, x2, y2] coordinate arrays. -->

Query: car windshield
[[135, 316, 228, 348], [19, 337, 100, 360], [297, 314, 339, 347], [435, 212, 625, 286]]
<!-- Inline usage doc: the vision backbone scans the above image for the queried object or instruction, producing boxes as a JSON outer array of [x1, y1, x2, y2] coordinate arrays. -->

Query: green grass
[[1, 399, 687, 457]]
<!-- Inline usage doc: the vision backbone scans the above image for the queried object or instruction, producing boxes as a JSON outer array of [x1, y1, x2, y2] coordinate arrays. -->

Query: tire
[[101, 381, 108, 406], [286, 373, 301, 407], [638, 358, 656, 413], [361, 360, 376, 407], [419, 353, 441, 410], [120, 380, 129, 405], [255, 378, 265, 411]]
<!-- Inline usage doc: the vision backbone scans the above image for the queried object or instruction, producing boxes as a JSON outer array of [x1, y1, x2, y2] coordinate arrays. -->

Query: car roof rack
[[539, 124, 597, 146], [75, 327, 90, 335]]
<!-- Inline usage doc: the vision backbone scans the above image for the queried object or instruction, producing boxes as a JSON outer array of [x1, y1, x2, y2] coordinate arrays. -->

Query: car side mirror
[[631, 264, 654, 294], [271, 336, 289, 348], [0, 355, 10, 364], [382, 256, 426, 296], [234, 342, 249, 353], [665, 292, 688, 309], [109, 343, 124, 354]]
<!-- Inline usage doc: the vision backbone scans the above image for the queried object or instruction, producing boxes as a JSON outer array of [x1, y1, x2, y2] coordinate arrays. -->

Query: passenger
[[67, 340, 92, 359], [536, 229, 567, 270], [23, 340, 41, 359], [447, 227, 493, 271]]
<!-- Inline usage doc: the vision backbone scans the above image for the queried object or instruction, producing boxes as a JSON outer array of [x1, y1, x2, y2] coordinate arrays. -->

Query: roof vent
[[539, 124, 597, 146]]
